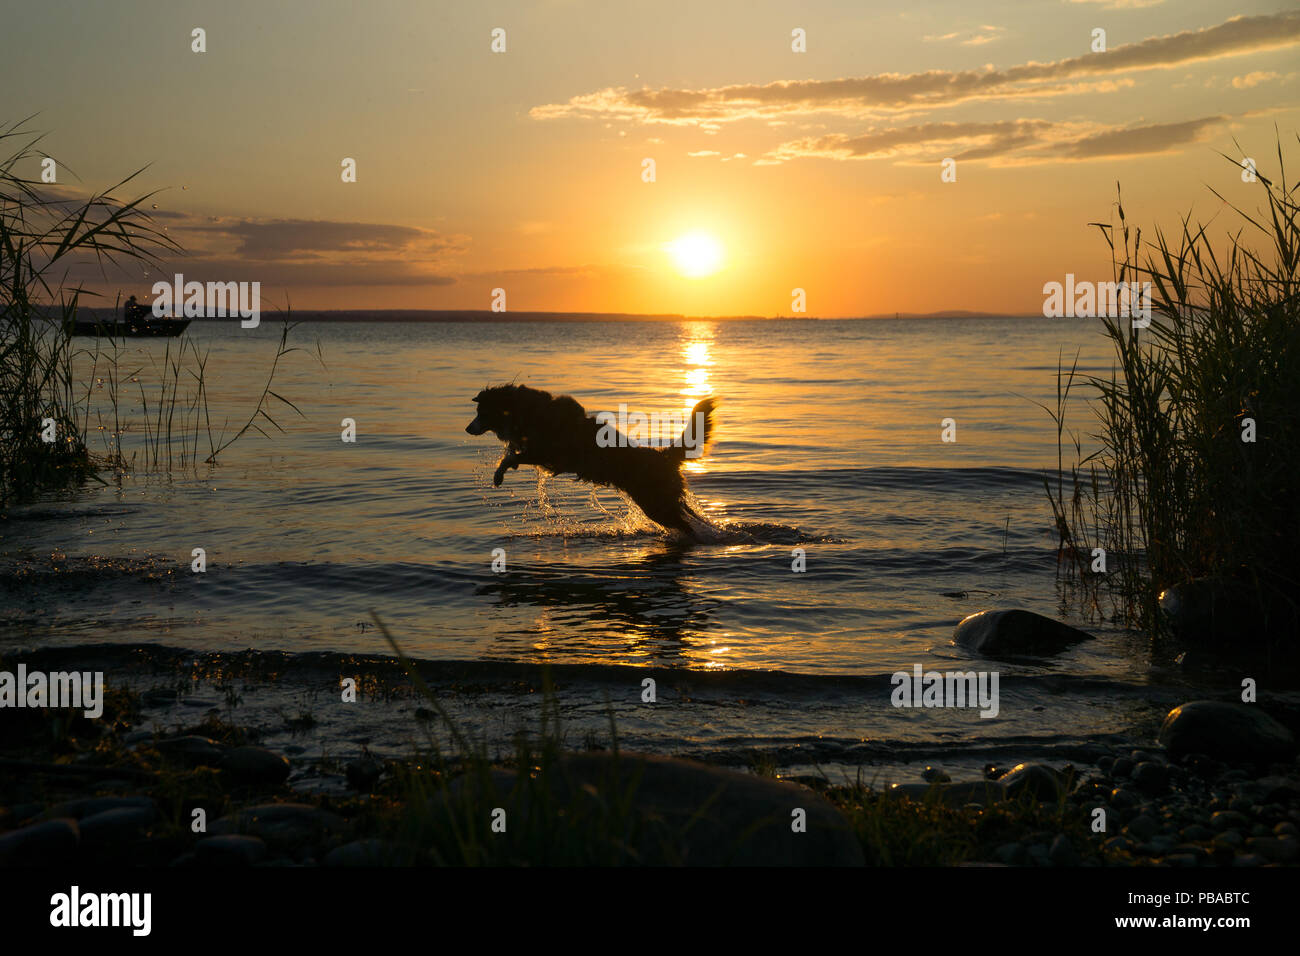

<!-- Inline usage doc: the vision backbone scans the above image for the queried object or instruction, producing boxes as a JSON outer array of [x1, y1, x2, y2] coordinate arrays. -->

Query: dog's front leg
[[493, 449, 522, 486]]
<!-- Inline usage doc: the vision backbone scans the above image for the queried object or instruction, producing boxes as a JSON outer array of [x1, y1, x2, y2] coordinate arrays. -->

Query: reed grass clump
[[0, 117, 176, 504], [1046, 135, 1300, 647]]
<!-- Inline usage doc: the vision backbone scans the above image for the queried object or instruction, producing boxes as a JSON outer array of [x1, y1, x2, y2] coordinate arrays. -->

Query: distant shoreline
[[48, 307, 1043, 323]]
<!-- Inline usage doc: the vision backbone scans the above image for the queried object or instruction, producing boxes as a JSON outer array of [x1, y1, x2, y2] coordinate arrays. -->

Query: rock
[[1165, 853, 1199, 867], [1132, 762, 1168, 795], [79, 806, 155, 845], [1233, 853, 1265, 867], [155, 735, 227, 766], [324, 839, 416, 866], [1246, 836, 1298, 863], [1158, 701, 1296, 762], [457, 752, 863, 866], [1257, 777, 1300, 803], [1109, 788, 1138, 809], [345, 755, 383, 792], [0, 818, 79, 865], [921, 766, 950, 783], [1102, 836, 1132, 853], [1111, 757, 1135, 778], [1214, 831, 1244, 851], [210, 804, 346, 848], [1211, 810, 1251, 832], [1158, 577, 1291, 645], [1049, 834, 1080, 866], [1181, 824, 1214, 842], [994, 842, 1027, 865], [1124, 815, 1158, 841], [193, 835, 268, 866], [221, 746, 291, 785], [998, 763, 1063, 801], [1275, 822, 1299, 837], [45, 796, 154, 820], [953, 609, 1093, 658]]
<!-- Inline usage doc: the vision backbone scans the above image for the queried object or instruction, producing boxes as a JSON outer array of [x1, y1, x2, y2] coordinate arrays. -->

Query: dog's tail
[[668, 397, 717, 462]]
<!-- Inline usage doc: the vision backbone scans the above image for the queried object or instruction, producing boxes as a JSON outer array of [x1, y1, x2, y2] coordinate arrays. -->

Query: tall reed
[[1045, 135, 1300, 644]]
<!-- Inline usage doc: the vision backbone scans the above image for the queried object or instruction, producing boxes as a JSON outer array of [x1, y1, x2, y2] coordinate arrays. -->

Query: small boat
[[68, 301, 191, 338]]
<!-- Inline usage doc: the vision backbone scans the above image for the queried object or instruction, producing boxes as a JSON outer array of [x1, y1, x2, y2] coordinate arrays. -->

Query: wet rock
[[953, 609, 1093, 658], [193, 835, 268, 866], [0, 818, 79, 865], [1158, 701, 1295, 762], [1111, 757, 1135, 778], [79, 806, 155, 845], [921, 766, 950, 784], [998, 763, 1062, 801], [221, 746, 290, 785]]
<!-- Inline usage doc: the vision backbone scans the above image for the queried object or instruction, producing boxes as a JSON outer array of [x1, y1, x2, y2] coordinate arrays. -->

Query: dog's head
[[466, 386, 521, 441]]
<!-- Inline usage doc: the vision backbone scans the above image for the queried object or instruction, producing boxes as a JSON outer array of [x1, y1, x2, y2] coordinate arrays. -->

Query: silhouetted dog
[[466, 385, 716, 536]]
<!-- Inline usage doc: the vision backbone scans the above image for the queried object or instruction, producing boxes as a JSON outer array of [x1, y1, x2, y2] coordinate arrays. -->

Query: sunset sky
[[5, 0, 1299, 316]]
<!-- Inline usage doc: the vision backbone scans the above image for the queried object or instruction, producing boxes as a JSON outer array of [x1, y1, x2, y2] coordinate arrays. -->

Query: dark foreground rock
[[0, 818, 79, 865], [953, 609, 1093, 657], [443, 752, 864, 866], [1158, 701, 1296, 762]]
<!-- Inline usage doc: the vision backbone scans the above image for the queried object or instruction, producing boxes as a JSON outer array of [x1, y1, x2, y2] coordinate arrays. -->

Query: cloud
[[1231, 70, 1282, 89], [532, 12, 1300, 124], [1055, 115, 1227, 159], [763, 115, 1231, 165], [218, 219, 463, 261], [1068, 0, 1165, 8]]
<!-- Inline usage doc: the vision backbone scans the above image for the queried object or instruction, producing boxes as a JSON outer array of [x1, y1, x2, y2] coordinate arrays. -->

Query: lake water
[[0, 317, 1205, 781]]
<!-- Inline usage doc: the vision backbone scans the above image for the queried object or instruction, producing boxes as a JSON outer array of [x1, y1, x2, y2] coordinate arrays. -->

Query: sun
[[665, 233, 724, 279]]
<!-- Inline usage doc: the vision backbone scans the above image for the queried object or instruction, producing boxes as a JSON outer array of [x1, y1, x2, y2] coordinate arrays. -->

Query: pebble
[[1124, 814, 1158, 841], [193, 835, 268, 866], [0, 818, 79, 864], [79, 806, 155, 845], [1132, 762, 1167, 794], [1211, 810, 1250, 831]]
